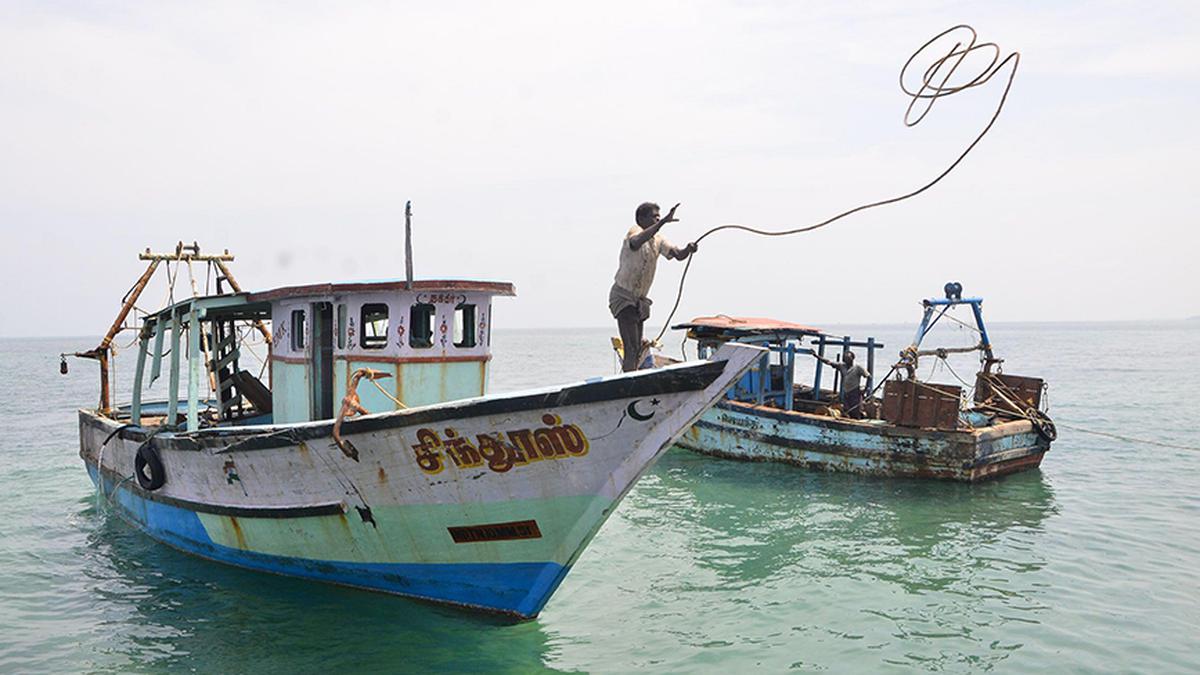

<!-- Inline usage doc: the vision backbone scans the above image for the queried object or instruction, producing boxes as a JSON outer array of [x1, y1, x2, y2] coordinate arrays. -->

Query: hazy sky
[[2, 1, 1197, 339]]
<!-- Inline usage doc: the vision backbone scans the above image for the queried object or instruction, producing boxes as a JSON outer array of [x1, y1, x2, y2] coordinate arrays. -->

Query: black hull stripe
[[96, 464, 346, 518], [84, 359, 728, 452]]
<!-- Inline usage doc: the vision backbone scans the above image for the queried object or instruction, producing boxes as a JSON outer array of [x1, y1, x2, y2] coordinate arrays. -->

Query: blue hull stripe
[[89, 467, 569, 618]]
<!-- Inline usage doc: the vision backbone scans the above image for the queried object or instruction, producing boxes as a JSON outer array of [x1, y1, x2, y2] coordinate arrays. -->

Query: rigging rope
[[368, 376, 408, 409], [654, 24, 1019, 344], [938, 354, 975, 392], [941, 308, 984, 336], [1053, 423, 1200, 452]]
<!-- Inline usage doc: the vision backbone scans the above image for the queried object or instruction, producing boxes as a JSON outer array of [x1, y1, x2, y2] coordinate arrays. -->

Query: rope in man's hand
[[653, 25, 1020, 346]]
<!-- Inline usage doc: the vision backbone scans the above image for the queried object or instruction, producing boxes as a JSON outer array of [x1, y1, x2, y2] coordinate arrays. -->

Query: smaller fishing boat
[[671, 284, 1056, 481]]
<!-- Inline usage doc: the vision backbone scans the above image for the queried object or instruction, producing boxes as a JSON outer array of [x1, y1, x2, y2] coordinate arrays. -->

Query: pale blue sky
[[2, 1, 1197, 338]]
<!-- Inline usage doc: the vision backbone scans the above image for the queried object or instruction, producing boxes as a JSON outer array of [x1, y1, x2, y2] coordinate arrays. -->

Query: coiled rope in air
[[653, 24, 1020, 345]]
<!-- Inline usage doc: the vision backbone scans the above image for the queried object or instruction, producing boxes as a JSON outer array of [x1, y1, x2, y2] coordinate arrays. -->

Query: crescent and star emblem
[[626, 398, 661, 422]]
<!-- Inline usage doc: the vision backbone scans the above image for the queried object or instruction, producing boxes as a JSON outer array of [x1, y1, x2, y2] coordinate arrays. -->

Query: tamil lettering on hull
[[411, 413, 590, 475]]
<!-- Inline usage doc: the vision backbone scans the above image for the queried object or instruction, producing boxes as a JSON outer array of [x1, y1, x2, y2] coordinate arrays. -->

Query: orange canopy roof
[[673, 315, 821, 335]]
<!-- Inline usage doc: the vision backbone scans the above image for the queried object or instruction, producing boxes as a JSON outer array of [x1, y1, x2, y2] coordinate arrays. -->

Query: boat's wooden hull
[[676, 400, 1050, 482], [80, 345, 761, 619]]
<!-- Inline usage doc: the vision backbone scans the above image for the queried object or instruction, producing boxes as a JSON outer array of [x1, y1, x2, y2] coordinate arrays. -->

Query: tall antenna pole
[[404, 200, 414, 290]]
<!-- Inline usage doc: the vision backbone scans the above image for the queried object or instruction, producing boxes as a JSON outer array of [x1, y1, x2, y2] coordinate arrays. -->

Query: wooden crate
[[882, 380, 962, 429], [974, 373, 1043, 409]]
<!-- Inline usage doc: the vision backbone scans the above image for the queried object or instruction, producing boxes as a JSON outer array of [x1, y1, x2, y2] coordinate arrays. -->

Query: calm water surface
[[1, 323, 1198, 672]]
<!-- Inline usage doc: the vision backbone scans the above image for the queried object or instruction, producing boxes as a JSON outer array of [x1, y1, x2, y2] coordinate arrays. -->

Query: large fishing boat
[[70, 243, 761, 619], [670, 284, 1056, 482]]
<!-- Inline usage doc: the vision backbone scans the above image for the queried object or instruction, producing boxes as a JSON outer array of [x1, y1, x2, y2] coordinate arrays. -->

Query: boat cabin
[[124, 279, 515, 431], [673, 316, 884, 414]]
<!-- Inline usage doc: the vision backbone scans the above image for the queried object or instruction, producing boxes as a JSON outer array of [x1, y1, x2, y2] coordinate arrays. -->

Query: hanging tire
[[135, 443, 167, 491], [1032, 412, 1058, 442]]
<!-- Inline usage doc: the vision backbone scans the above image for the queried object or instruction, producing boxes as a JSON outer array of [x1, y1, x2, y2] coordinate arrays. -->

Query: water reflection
[[583, 448, 1061, 671], [636, 449, 1057, 587], [74, 503, 569, 673]]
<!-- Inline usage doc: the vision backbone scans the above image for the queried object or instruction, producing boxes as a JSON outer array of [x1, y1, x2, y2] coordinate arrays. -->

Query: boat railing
[[699, 335, 884, 412]]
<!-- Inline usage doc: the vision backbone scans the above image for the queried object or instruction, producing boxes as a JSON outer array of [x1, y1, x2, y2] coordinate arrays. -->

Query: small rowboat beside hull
[[80, 344, 761, 619]]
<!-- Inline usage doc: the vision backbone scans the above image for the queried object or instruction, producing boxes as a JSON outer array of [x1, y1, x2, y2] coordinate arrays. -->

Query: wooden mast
[[405, 200, 414, 290]]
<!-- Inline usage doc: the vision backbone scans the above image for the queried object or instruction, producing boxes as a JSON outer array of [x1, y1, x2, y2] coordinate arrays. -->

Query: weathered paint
[[88, 465, 565, 617], [80, 343, 763, 619], [394, 361, 485, 409], [341, 361, 398, 416], [324, 359, 485, 414], [270, 361, 310, 424], [270, 289, 496, 421], [676, 400, 1049, 482]]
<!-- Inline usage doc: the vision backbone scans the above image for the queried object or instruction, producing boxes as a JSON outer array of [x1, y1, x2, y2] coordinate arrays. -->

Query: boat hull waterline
[[677, 400, 1050, 482], [81, 344, 762, 619]]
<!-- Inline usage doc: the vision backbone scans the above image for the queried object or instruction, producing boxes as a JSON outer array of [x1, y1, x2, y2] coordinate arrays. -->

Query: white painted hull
[[80, 344, 762, 617]]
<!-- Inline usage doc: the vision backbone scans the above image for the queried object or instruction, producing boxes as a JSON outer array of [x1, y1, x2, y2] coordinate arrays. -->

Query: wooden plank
[[149, 321, 165, 385], [187, 308, 201, 431], [213, 348, 240, 372], [976, 373, 1043, 409], [166, 314, 181, 424], [218, 393, 243, 414], [131, 333, 149, 425], [214, 332, 236, 353], [883, 380, 959, 429]]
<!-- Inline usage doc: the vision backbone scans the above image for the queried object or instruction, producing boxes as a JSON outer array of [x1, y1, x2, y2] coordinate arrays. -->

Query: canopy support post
[[131, 328, 150, 426], [167, 313, 181, 425], [187, 308, 201, 432]]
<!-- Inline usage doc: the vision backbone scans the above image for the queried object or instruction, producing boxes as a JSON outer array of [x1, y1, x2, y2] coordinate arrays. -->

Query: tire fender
[[134, 443, 167, 491]]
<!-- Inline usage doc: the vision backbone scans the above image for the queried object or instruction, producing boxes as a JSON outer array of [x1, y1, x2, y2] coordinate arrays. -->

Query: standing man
[[610, 202, 697, 372], [817, 351, 870, 419]]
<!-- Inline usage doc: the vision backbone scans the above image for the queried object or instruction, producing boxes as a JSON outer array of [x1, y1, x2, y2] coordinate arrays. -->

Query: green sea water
[[1, 323, 1198, 672]]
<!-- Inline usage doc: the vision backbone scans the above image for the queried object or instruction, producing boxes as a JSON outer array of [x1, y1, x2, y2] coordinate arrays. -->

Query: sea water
[[1, 322, 1197, 672]]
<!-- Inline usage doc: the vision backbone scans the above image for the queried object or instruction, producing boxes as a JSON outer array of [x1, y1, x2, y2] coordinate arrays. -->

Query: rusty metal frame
[[73, 243, 265, 417]]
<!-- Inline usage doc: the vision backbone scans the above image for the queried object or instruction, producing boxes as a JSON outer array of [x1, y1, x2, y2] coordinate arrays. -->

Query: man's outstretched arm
[[665, 241, 698, 260]]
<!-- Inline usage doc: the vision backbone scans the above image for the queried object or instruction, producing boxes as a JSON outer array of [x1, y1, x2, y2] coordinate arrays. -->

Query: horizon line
[[4, 316, 1197, 341]]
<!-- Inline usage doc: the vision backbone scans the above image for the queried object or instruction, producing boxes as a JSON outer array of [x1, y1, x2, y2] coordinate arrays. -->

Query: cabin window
[[454, 303, 476, 348], [360, 303, 389, 349], [290, 309, 306, 351], [410, 303, 435, 349], [336, 304, 347, 349]]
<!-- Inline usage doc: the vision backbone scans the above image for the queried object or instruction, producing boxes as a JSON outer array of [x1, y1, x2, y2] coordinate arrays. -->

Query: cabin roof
[[248, 278, 517, 302], [144, 293, 271, 326], [673, 315, 822, 339]]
